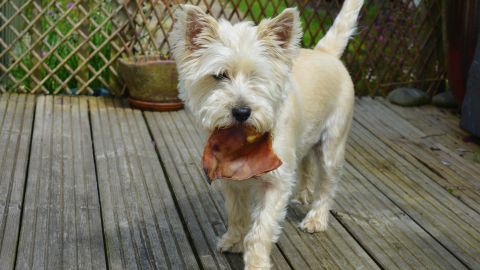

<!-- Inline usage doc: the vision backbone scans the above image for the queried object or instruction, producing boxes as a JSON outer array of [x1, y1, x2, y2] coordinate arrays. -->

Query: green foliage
[[236, 0, 288, 22], [10, 1, 114, 94], [235, 0, 327, 47], [90, 3, 114, 90]]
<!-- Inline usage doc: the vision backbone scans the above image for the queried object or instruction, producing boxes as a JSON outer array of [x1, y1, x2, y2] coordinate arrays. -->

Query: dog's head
[[171, 5, 301, 133]]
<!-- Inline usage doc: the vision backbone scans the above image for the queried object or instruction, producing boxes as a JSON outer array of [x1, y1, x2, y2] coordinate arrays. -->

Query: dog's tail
[[314, 0, 364, 58]]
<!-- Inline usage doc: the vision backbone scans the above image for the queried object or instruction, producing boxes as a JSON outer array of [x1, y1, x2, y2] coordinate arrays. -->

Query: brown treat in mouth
[[202, 126, 282, 182]]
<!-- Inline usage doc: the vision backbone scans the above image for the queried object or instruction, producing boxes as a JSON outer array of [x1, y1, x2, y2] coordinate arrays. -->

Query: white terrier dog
[[171, 0, 363, 268]]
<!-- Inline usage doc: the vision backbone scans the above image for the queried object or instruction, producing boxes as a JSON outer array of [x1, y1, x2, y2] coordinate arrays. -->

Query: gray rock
[[432, 91, 458, 108], [387, 87, 430, 107]]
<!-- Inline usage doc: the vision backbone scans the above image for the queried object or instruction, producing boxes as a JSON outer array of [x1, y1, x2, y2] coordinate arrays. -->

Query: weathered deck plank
[[334, 163, 467, 269], [16, 96, 106, 270], [355, 98, 480, 213], [89, 98, 198, 270], [2, 94, 479, 269], [145, 110, 380, 270], [0, 94, 35, 270], [347, 118, 480, 268], [380, 99, 480, 163]]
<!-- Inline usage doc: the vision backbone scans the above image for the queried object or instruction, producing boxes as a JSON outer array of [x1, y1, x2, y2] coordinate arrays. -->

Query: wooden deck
[[0, 93, 479, 270]]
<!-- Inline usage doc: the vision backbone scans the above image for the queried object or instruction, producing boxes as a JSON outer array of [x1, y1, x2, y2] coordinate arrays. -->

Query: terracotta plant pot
[[117, 56, 183, 111]]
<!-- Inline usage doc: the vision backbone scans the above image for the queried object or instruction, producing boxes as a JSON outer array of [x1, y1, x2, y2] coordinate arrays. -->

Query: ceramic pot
[[117, 56, 183, 111]]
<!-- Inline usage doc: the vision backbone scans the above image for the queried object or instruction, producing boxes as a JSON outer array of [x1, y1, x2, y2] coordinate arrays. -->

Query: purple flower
[[48, 10, 54, 16], [378, 35, 385, 42], [67, 2, 74, 9]]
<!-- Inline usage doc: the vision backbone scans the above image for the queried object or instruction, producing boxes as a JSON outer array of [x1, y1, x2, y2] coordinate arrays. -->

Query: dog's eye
[[213, 72, 229, 81]]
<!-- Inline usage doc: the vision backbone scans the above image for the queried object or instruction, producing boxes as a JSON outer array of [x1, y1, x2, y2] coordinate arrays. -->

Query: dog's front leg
[[218, 182, 251, 253], [243, 170, 294, 270]]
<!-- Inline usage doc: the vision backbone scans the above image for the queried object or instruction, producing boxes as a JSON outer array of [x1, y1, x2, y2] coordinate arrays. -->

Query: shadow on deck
[[0, 93, 479, 269]]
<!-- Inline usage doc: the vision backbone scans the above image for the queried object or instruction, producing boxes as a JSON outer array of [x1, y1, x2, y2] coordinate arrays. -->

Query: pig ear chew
[[202, 127, 282, 182]]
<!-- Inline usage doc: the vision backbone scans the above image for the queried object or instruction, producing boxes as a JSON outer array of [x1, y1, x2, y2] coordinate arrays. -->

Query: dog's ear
[[257, 8, 302, 52], [172, 5, 218, 52]]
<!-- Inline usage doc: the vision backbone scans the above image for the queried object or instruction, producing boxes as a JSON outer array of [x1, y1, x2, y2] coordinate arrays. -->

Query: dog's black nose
[[232, 106, 251, 122]]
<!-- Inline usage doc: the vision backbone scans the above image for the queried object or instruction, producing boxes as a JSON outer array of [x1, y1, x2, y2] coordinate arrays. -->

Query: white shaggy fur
[[315, 0, 364, 58], [171, 1, 363, 269]]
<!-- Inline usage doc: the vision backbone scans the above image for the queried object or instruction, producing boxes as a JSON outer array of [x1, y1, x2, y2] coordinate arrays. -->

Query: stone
[[387, 87, 430, 107], [432, 91, 459, 108], [94, 87, 110, 96], [62, 87, 77, 95]]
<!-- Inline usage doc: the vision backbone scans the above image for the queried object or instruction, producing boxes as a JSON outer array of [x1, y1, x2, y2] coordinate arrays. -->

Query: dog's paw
[[244, 263, 271, 270], [217, 233, 244, 253], [299, 212, 329, 233], [244, 250, 272, 270]]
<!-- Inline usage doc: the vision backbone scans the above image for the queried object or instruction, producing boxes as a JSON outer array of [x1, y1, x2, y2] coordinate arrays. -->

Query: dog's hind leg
[[218, 182, 251, 253], [292, 151, 316, 205], [299, 114, 351, 233]]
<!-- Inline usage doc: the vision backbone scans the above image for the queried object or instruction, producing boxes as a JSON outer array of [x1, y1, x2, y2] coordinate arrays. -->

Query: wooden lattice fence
[[0, 0, 446, 96]]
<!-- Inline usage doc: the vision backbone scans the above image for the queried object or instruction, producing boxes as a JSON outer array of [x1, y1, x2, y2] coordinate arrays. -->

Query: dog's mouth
[[202, 126, 282, 182]]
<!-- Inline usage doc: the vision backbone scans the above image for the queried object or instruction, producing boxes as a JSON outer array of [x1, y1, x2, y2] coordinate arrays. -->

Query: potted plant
[[117, 54, 183, 111], [116, 1, 183, 111]]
